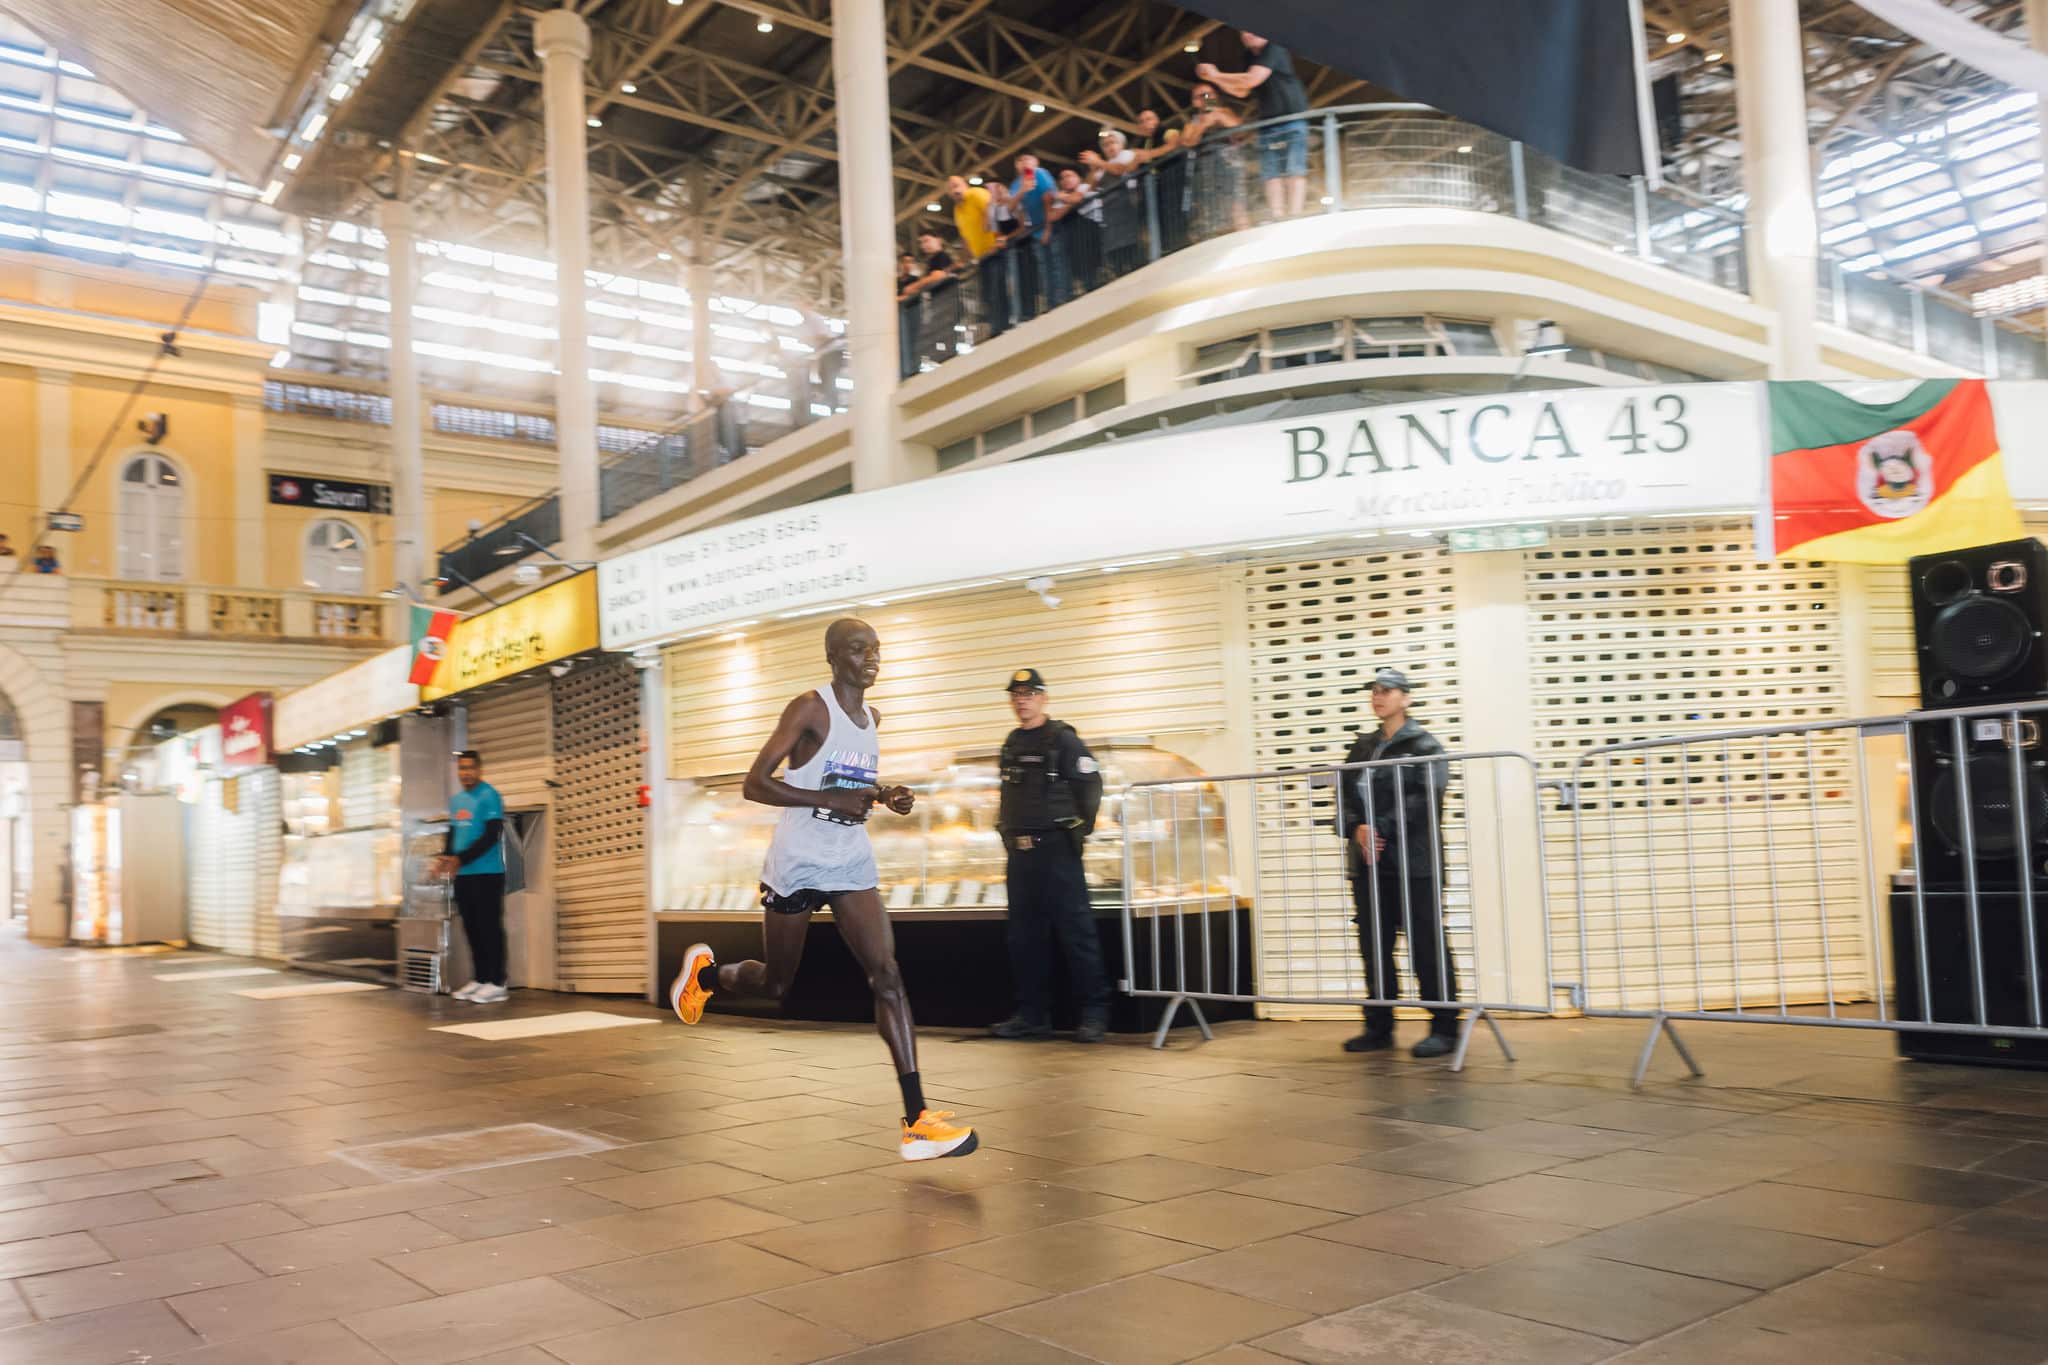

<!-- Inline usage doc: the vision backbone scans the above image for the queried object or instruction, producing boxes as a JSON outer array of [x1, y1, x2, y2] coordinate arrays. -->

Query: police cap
[[1363, 666, 1412, 692], [1006, 668, 1048, 693]]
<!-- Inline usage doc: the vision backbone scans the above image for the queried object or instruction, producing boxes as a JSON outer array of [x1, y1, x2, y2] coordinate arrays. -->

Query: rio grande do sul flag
[[1760, 379, 2022, 563], [408, 605, 457, 686]]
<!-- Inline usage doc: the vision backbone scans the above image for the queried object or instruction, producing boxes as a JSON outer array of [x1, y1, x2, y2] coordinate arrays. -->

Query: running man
[[670, 618, 978, 1161]]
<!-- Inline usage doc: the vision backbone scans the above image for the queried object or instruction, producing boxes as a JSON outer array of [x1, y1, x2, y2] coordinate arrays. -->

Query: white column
[[832, 0, 915, 490], [1731, 0, 1821, 378], [536, 7, 600, 561], [379, 198, 429, 594]]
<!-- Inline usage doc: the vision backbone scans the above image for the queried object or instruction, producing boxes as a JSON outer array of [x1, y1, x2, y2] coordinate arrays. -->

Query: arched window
[[302, 518, 367, 594], [117, 454, 184, 581]]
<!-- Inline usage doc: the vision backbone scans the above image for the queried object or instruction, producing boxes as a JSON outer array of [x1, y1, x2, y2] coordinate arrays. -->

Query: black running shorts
[[759, 885, 873, 915]]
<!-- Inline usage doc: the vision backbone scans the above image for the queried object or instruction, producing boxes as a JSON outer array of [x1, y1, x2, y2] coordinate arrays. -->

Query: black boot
[[1343, 1032, 1394, 1054], [990, 1014, 1053, 1040], [1410, 1034, 1455, 1059], [1074, 1009, 1108, 1044]]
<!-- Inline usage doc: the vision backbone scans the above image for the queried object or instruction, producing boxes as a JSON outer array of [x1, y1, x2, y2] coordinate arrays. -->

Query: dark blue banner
[[1182, 0, 1655, 178]]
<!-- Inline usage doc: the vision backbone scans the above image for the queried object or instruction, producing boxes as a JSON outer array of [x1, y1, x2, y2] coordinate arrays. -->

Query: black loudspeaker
[[1908, 717, 2048, 890], [1907, 538, 2048, 890], [1910, 537, 2048, 708], [1888, 888, 2048, 1067]]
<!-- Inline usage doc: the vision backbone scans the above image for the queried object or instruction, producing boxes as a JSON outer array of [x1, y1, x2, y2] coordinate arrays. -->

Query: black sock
[[899, 1071, 925, 1125]]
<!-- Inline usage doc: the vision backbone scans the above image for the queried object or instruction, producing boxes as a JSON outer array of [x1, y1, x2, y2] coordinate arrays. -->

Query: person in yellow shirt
[[947, 175, 995, 259]]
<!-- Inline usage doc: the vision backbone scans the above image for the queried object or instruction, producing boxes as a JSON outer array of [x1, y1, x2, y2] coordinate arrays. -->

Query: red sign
[[220, 692, 274, 769]]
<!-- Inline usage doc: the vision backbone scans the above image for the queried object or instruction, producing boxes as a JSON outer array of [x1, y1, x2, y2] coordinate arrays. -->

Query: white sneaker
[[451, 981, 481, 1001], [470, 983, 510, 1004]]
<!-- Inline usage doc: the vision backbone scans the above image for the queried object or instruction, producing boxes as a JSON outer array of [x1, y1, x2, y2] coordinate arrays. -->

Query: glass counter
[[661, 741, 1232, 914]]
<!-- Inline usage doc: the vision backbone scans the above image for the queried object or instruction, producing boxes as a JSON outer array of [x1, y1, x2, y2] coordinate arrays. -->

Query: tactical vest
[[999, 722, 1081, 832]]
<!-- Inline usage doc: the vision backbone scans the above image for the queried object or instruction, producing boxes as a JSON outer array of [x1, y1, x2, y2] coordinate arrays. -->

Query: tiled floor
[[4, 928, 2048, 1363]]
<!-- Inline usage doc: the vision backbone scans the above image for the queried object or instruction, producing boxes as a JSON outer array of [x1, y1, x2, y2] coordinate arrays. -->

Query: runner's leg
[[829, 889, 916, 1075], [719, 904, 812, 1001]]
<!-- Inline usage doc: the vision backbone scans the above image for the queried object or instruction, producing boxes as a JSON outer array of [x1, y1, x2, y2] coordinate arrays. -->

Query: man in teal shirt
[[434, 750, 508, 1002]]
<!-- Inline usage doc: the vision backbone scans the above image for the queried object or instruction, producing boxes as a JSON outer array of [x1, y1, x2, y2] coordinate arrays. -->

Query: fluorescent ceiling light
[[1864, 189, 1961, 230], [1819, 221, 1868, 246], [1860, 160, 1941, 194]]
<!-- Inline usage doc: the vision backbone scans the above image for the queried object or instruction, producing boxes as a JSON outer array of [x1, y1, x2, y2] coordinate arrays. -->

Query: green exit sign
[[1449, 525, 1549, 553]]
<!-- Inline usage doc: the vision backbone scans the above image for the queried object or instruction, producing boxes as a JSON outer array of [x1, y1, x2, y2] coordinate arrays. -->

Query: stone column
[[536, 7, 601, 559], [1731, 0, 1822, 377]]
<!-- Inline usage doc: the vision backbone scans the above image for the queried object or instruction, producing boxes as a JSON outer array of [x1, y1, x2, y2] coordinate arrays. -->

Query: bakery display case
[[652, 741, 1248, 1031], [277, 744, 404, 980], [661, 741, 1234, 914]]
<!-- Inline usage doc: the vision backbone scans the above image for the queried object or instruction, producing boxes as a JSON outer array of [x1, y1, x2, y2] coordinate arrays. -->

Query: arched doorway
[[118, 453, 185, 581], [120, 702, 218, 791], [0, 688, 25, 920]]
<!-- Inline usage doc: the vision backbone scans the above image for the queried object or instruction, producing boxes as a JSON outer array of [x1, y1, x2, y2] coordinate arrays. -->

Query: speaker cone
[[1930, 596, 2035, 685], [1928, 753, 2048, 858]]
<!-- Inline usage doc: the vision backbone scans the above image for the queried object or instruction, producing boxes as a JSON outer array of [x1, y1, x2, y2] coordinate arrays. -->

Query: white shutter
[[551, 657, 647, 994], [218, 777, 258, 956], [666, 565, 1230, 779], [247, 768, 283, 960], [1242, 547, 1464, 1018], [461, 677, 555, 809], [1525, 519, 1869, 1010], [187, 783, 227, 948]]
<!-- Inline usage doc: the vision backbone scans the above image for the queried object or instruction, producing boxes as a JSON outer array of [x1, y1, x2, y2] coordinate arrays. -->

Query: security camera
[[548, 661, 573, 679], [467, 518, 484, 534], [511, 563, 542, 585], [629, 652, 661, 672]]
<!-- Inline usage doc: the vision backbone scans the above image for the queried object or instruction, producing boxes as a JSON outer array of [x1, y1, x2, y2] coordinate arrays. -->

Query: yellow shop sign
[[420, 572, 599, 701]]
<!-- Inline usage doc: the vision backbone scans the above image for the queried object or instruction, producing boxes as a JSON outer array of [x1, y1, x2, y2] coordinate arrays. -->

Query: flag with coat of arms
[[1760, 379, 2023, 563], [409, 605, 458, 686]]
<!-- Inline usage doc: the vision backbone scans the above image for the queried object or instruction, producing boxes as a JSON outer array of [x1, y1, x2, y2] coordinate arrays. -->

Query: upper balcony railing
[[433, 365, 849, 594], [65, 578, 395, 644], [900, 104, 2047, 380]]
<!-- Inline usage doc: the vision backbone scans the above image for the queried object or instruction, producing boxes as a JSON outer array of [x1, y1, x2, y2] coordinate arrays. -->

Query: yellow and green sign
[[419, 572, 600, 701]]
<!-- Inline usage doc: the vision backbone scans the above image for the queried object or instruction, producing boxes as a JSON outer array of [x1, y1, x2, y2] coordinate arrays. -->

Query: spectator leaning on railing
[[1176, 79, 1248, 239], [947, 175, 995, 262], [1012, 153, 1066, 313], [985, 176, 1027, 335], [1199, 30, 1310, 221], [1048, 166, 1103, 293]]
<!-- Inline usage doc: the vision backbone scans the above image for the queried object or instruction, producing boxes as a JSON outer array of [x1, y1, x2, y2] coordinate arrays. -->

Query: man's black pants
[[1005, 838, 1108, 1024], [1352, 869, 1460, 1038], [454, 872, 508, 987]]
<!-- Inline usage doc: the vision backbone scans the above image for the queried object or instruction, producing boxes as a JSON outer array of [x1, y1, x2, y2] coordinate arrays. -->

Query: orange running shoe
[[671, 943, 715, 1024], [900, 1109, 978, 1161]]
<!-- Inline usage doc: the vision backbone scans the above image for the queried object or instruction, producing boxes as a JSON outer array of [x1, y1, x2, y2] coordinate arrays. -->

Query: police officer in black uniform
[[989, 669, 1110, 1043], [1338, 666, 1460, 1058]]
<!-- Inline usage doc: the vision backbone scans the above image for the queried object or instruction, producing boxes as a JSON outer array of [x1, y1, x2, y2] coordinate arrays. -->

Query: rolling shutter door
[[187, 783, 227, 949], [247, 769, 283, 961], [462, 678, 555, 809], [1243, 547, 1463, 1019], [666, 565, 1230, 779], [216, 778, 259, 957], [552, 657, 647, 994], [1525, 519, 1868, 1010], [1867, 566, 1918, 712]]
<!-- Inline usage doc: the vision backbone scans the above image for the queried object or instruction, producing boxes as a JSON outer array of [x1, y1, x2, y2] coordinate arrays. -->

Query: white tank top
[[759, 685, 881, 895]]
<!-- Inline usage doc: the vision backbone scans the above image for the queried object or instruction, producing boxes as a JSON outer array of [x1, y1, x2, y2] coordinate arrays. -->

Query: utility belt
[[1008, 830, 1081, 854]]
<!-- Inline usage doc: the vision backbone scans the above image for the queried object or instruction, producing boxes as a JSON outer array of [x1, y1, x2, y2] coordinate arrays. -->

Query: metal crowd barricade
[[1117, 750, 1557, 1070], [1568, 700, 2048, 1086]]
